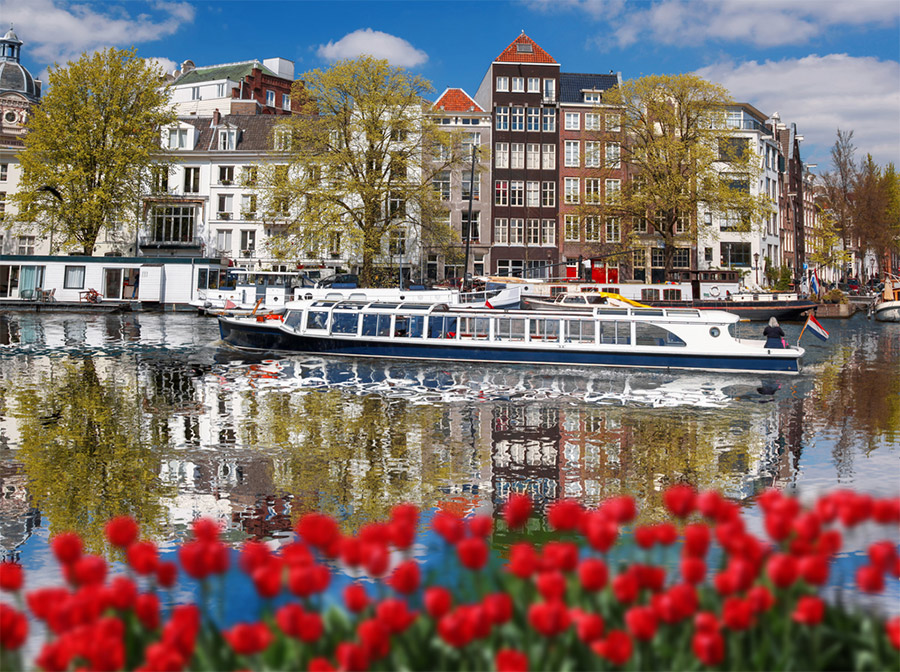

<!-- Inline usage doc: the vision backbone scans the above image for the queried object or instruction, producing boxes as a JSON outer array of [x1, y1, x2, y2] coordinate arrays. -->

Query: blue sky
[[8, 0, 900, 171]]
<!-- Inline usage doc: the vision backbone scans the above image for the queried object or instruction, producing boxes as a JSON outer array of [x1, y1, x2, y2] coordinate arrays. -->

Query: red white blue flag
[[810, 271, 820, 296], [799, 313, 829, 342]]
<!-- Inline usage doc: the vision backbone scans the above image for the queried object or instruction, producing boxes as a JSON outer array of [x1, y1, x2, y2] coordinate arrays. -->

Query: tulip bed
[[1, 487, 899, 671]]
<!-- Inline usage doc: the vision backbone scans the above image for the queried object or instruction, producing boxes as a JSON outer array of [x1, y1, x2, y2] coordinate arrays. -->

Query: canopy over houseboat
[[218, 300, 804, 374]]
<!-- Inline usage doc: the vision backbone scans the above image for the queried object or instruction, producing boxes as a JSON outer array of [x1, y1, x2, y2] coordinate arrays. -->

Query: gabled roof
[[177, 114, 283, 151], [559, 73, 619, 103], [174, 61, 278, 86], [495, 33, 556, 64], [433, 88, 484, 113]]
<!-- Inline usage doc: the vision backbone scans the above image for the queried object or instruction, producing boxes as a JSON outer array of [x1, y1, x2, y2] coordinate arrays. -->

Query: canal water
[[1, 311, 898, 621]]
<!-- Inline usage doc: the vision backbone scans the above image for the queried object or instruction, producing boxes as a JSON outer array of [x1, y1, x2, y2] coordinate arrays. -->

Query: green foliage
[[254, 56, 460, 286], [595, 74, 768, 273], [773, 265, 793, 291], [9, 47, 175, 255], [823, 288, 847, 304]]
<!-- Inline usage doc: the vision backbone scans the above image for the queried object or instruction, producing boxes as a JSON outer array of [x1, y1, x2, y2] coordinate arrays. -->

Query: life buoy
[[709, 286, 720, 297]]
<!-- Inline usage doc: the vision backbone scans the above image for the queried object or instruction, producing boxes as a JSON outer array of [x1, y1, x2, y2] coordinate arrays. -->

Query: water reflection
[[0, 312, 897, 558]]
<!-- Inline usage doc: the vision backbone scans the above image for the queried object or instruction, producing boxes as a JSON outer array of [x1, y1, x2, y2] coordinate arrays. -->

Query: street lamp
[[754, 252, 759, 286]]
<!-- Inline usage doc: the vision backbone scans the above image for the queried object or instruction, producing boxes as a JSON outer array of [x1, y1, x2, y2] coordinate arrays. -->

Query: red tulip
[[692, 629, 725, 666], [239, 541, 272, 574], [72, 554, 107, 586], [681, 556, 706, 584], [0, 604, 28, 650], [792, 596, 825, 626], [468, 515, 493, 538], [296, 513, 340, 550], [0, 562, 23, 592], [887, 616, 900, 651], [548, 499, 584, 531], [747, 585, 775, 613], [578, 558, 609, 591], [575, 612, 605, 643], [536, 570, 567, 602], [634, 525, 656, 549], [438, 608, 476, 648], [362, 541, 390, 577], [868, 540, 898, 571], [483, 592, 513, 625], [603, 496, 636, 523], [156, 561, 178, 589], [191, 518, 222, 542], [766, 553, 798, 589], [696, 490, 724, 519], [51, 532, 83, 566], [663, 484, 696, 518], [251, 559, 283, 598], [508, 543, 539, 579], [162, 604, 200, 659], [105, 576, 137, 610], [582, 511, 619, 552], [856, 565, 885, 593], [872, 498, 900, 524], [309, 657, 336, 672], [127, 540, 159, 576], [357, 618, 391, 660], [612, 570, 640, 604], [798, 554, 830, 586], [457, 536, 489, 571], [375, 598, 417, 634], [694, 611, 720, 633], [336, 641, 369, 672], [495, 649, 529, 672], [105, 516, 139, 548], [424, 586, 453, 619], [543, 541, 579, 572], [592, 630, 633, 665], [683, 523, 711, 557], [625, 605, 658, 641], [388, 559, 421, 595], [223, 622, 272, 656], [344, 584, 370, 613], [135, 592, 160, 630], [504, 494, 533, 530], [388, 519, 416, 550], [433, 511, 465, 544], [528, 600, 571, 637], [722, 596, 754, 631]]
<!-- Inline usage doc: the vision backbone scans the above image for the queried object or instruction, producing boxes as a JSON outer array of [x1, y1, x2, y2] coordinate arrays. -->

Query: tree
[[820, 129, 857, 252], [589, 74, 767, 276], [9, 47, 175, 255], [256, 57, 457, 287]]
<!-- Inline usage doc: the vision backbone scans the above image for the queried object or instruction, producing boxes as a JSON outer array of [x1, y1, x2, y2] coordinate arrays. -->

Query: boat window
[[562, 296, 587, 304], [530, 318, 560, 341], [598, 321, 630, 345], [495, 317, 526, 341], [585, 295, 608, 305], [331, 312, 359, 335], [458, 316, 490, 339], [635, 322, 686, 347], [428, 315, 458, 339], [632, 308, 665, 317], [549, 286, 567, 297], [392, 314, 425, 338], [665, 309, 700, 317], [566, 319, 596, 343], [663, 289, 682, 301], [640, 289, 660, 302], [284, 311, 302, 330], [376, 314, 392, 336], [394, 315, 410, 337], [306, 310, 329, 330], [596, 307, 628, 316], [362, 314, 377, 336], [397, 303, 433, 311]]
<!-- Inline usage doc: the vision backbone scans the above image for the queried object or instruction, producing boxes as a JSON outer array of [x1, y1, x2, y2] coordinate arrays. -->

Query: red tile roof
[[495, 33, 556, 64], [433, 88, 484, 113]]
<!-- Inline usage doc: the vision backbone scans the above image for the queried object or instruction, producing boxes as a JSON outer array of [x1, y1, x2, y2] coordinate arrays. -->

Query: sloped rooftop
[[174, 61, 278, 86], [433, 88, 484, 113], [495, 33, 556, 64], [559, 73, 619, 103]]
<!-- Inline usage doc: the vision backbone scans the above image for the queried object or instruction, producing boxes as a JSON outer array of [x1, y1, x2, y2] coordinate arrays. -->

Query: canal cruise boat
[[218, 300, 805, 374]]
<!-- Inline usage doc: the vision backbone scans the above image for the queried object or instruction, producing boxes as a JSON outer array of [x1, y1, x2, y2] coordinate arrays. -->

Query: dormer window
[[266, 90, 275, 107], [583, 91, 601, 103], [274, 128, 291, 151], [219, 129, 238, 150], [168, 128, 188, 149], [516, 43, 533, 53]]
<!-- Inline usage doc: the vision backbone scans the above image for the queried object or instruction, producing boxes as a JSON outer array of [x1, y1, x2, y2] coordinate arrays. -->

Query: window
[[673, 248, 690, 267], [542, 219, 556, 245], [543, 79, 556, 102], [494, 218, 509, 244], [527, 108, 540, 131], [168, 128, 188, 149], [219, 166, 234, 184], [461, 174, 480, 201], [216, 83, 225, 97], [151, 205, 195, 243], [704, 247, 713, 263], [512, 77, 524, 92], [282, 94, 290, 110], [496, 76, 509, 92], [651, 248, 666, 268], [241, 194, 257, 219], [218, 129, 237, 150], [240, 230, 256, 252], [606, 142, 621, 168], [511, 107, 525, 131], [564, 177, 579, 204], [329, 232, 341, 257], [583, 92, 601, 103], [527, 77, 540, 93], [605, 179, 621, 202], [497, 259, 525, 277], [721, 242, 751, 267], [585, 217, 601, 242], [433, 171, 451, 200], [542, 144, 556, 169], [461, 132, 481, 155], [243, 165, 257, 186], [495, 180, 509, 206], [526, 143, 540, 169], [183, 167, 200, 193], [0, 163, 8, 181], [564, 141, 580, 167], [266, 90, 275, 107], [527, 219, 541, 245], [496, 107, 509, 131], [526, 181, 540, 207], [606, 114, 621, 132], [542, 109, 556, 132], [510, 219, 524, 244], [565, 215, 580, 241], [191, 87, 200, 100], [511, 143, 525, 169], [585, 113, 601, 131], [675, 211, 689, 233], [216, 230, 232, 255], [64, 266, 85, 289], [510, 181, 524, 207], [719, 137, 749, 161], [632, 216, 648, 234], [565, 112, 580, 130], [585, 179, 600, 203], [0, 191, 6, 219], [606, 217, 621, 243], [16, 235, 35, 254], [461, 212, 480, 242], [721, 209, 748, 231], [217, 194, 233, 219], [274, 128, 291, 151], [541, 182, 555, 207], [495, 143, 509, 169], [585, 141, 601, 168]]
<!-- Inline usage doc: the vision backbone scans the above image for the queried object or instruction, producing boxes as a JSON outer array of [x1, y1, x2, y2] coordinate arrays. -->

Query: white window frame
[[606, 217, 621, 243], [564, 177, 580, 204], [606, 114, 621, 132], [511, 77, 525, 93], [541, 182, 555, 207], [565, 215, 580, 242], [605, 179, 621, 203], [542, 109, 556, 132], [510, 181, 524, 207], [494, 218, 509, 245], [585, 217, 601, 242], [496, 76, 509, 92], [526, 143, 540, 170], [565, 112, 581, 130], [585, 141, 601, 168], [495, 143, 509, 169], [527, 77, 540, 93], [564, 140, 580, 168], [585, 113, 601, 131], [266, 90, 275, 107], [527, 219, 541, 245], [496, 107, 509, 131], [606, 142, 621, 169], [542, 219, 556, 246], [495, 180, 509, 206], [511, 107, 525, 131], [510, 219, 524, 245], [511, 143, 525, 170], [527, 107, 540, 131], [542, 144, 556, 170], [526, 181, 540, 207], [585, 178, 601, 204]]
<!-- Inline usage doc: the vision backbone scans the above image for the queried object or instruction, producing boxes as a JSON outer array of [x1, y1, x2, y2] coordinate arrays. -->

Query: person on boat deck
[[763, 317, 786, 348]]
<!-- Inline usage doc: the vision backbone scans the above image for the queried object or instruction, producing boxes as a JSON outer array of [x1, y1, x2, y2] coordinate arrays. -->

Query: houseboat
[[218, 300, 805, 374], [872, 275, 900, 322]]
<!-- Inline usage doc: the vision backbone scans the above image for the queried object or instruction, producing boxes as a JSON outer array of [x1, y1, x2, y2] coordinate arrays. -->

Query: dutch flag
[[810, 271, 820, 296], [800, 313, 829, 342]]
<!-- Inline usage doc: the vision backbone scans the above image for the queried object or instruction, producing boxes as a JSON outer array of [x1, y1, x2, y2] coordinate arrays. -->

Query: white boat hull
[[873, 300, 900, 322]]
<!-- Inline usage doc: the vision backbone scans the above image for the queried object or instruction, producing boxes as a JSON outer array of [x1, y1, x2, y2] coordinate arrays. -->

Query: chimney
[[212, 109, 220, 125]]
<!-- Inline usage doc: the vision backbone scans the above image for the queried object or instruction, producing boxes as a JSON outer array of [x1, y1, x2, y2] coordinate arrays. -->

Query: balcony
[[217, 212, 232, 220]]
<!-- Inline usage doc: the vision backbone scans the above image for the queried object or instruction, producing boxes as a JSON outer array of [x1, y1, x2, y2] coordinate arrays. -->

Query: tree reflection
[[12, 358, 171, 552]]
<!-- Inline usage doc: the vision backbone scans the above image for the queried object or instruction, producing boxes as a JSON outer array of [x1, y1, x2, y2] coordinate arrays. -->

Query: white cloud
[[317, 29, 428, 68], [145, 56, 179, 78], [696, 55, 900, 169], [4, 0, 194, 65]]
